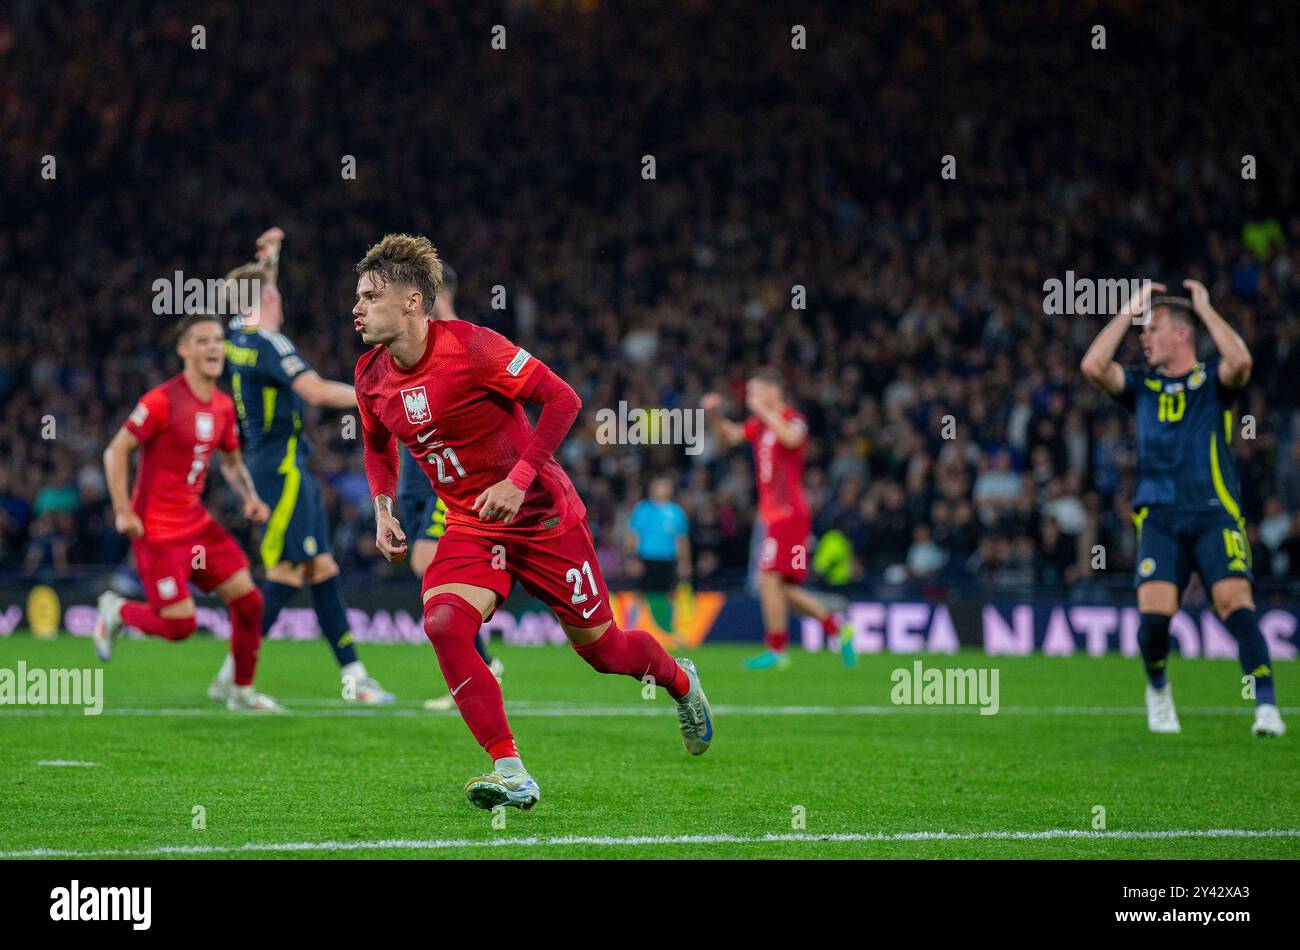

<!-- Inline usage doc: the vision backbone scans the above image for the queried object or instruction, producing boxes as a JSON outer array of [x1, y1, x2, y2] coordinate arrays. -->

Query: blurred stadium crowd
[[3, 1, 1300, 596]]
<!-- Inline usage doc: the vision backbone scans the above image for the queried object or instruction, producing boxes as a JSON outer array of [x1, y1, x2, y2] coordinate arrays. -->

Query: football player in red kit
[[95, 313, 281, 711], [352, 234, 713, 810], [703, 368, 856, 670]]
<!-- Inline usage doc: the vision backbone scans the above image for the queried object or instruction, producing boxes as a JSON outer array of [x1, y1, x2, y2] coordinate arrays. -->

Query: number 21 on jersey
[[426, 446, 466, 483]]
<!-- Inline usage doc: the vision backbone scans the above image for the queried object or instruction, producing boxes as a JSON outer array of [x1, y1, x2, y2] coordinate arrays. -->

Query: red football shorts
[[422, 519, 614, 628], [131, 518, 250, 609], [759, 514, 812, 583]]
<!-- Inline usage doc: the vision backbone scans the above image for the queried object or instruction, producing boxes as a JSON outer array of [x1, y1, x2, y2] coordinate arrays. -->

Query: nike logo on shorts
[[581, 601, 603, 620]]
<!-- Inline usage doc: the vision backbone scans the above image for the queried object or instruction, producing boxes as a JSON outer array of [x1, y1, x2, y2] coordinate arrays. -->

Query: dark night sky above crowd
[[3, 1, 1300, 595]]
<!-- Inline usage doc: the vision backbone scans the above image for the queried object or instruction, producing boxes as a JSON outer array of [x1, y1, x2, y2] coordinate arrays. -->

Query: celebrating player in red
[[703, 368, 855, 669], [94, 313, 281, 712], [352, 234, 713, 810]]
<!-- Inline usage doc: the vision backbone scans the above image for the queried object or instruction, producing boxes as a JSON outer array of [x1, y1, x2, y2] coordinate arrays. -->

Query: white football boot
[[1145, 683, 1182, 734], [1251, 704, 1286, 737], [207, 654, 235, 703], [226, 685, 285, 713], [346, 676, 395, 704], [464, 763, 540, 811], [674, 658, 714, 755], [92, 591, 126, 663]]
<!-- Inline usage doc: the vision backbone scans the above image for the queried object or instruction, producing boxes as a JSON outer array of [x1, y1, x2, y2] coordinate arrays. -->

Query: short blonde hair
[[355, 234, 444, 315], [221, 262, 267, 316]]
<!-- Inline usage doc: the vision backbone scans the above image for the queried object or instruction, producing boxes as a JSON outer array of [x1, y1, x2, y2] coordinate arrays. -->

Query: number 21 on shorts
[[567, 560, 599, 604]]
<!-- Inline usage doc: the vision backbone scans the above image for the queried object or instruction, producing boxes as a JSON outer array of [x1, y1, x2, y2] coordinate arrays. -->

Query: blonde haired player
[[1081, 279, 1283, 736], [217, 227, 394, 704], [352, 234, 712, 810]]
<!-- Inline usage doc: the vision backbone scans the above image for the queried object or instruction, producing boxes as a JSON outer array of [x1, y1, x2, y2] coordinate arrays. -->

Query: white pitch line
[[3, 827, 1298, 859], [1, 703, 1294, 718], [35, 760, 97, 767]]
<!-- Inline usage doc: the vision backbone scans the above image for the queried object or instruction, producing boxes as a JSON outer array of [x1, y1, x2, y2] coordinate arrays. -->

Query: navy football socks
[[311, 575, 359, 668], [1224, 607, 1276, 706], [1137, 612, 1172, 688]]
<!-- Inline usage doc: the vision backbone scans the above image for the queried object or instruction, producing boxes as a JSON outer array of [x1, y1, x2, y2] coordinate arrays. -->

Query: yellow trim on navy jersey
[[1208, 433, 1241, 521], [231, 371, 246, 421], [262, 386, 277, 433], [224, 340, 259, 367], [260, 433, 301, 569]]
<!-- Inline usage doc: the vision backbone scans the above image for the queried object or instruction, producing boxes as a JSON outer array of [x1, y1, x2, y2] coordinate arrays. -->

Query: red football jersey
[[355, 319, 586, 539], [123, 374, 240, 542], [743, 407, 810, 523]]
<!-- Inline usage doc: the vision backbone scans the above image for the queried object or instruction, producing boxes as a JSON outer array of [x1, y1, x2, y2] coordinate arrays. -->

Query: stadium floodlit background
[[5, 1, 1300, 597], [1, 1, 1299, 863]]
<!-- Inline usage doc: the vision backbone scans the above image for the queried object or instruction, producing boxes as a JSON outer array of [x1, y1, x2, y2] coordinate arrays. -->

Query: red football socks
[[765, 629, 789, 653], [227, 587, 264, 686], [572, 623, 690, 699], [424, 593, 515, 754], [487, 737, 519, 761]]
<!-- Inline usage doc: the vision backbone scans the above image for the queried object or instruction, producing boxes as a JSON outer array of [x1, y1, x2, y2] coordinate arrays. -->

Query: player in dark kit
[[94, 313, 281, 711], [394, 264, 505, 712], [1082, 279, 1284, 737], [353, 234, 713, 810], [221, 228, 394, 704]]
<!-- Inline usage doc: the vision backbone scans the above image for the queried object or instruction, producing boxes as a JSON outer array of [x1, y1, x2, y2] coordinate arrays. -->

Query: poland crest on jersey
[[195, 412, 214, 442], [401, 386, 431, 425]]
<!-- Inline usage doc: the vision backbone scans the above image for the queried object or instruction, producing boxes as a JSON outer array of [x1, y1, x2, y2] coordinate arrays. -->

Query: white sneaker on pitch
[[208, 655, 235, 702], [1145, 683, 1181, 734], [92, 591, 126, 663], [1251, 703, 1286, 737], [226, 686, 285, 713]]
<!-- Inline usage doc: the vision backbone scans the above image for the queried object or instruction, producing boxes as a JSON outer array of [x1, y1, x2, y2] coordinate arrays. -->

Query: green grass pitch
[[1, 633, 1296, 859]]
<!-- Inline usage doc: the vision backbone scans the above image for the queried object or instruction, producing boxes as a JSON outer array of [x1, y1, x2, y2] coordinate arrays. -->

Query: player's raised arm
[[217, 447, 270, 524], [250, 227, 284, 327], [701, 392, 747, 448], [255, 226, 284, 286], [1184, 279, 1253, 389], [1080, 281, 1166, 395], [103, 426, 144, 538]]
